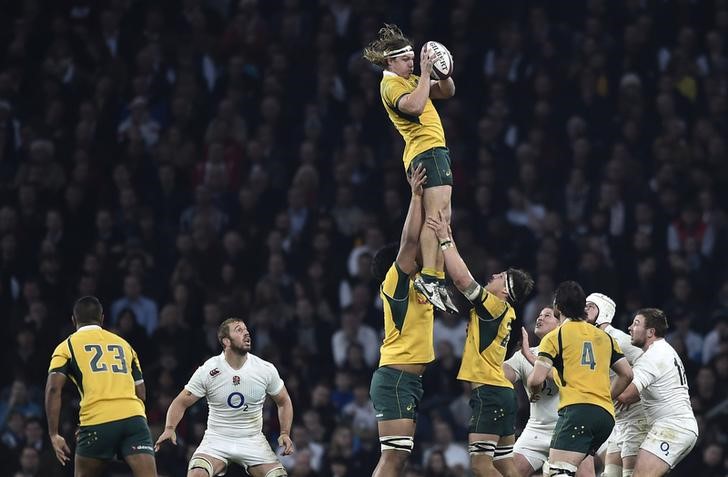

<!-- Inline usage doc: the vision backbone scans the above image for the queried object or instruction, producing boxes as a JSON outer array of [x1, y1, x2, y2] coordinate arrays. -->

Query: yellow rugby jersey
[[457, 288, 515, 388], [48, 325, 146, 426], [380, 71, 446, 170], [538, 320, 624, 417], [379, 263, 435, 366]]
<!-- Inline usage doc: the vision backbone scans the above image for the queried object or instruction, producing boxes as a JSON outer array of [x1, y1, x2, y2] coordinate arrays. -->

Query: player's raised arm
[[270, 385, 294, 455], [425, 211, 479, 299], [155, 389, 202, 450], [430, 77, 455, 99], [396, 164, 426, 274]]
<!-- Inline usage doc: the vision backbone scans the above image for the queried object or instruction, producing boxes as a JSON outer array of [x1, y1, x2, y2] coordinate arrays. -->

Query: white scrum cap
[[586, 292, 616, 326]]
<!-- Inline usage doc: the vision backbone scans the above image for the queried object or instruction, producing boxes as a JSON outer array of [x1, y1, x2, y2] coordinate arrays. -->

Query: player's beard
[[230, 340, 251, 356]]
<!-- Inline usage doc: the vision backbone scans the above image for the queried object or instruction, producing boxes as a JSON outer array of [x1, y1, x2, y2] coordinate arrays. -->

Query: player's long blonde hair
[[363, 23, 413, 68]]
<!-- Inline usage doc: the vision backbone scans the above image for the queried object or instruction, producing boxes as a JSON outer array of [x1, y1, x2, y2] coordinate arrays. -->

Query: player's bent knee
[[189, 456, 215, 477], [468, 440, 496, 458], [548, 461, 578, 477], [601, 464, 622, 477], [264, 466, 287, 477], [380, 435, 414, 453]]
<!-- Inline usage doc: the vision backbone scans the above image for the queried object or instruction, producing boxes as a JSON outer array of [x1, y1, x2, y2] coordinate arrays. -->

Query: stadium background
[[1, 0, 727, 475]]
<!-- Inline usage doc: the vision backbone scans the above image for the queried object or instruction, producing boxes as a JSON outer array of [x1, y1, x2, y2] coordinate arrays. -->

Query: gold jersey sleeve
[[48, 327, 146, 426], [457, 288, 515, 388], [378, 263, 435, 366], [380, 72, 446, 170], [538, 320, 624, 417]]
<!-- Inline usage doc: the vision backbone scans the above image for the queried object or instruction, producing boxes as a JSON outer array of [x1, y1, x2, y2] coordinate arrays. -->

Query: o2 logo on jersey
[[227, 392, 249, 410]]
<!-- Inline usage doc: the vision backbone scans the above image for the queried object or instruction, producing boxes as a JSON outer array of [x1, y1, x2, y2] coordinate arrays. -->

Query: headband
[[384, 45, 413, 58], [505, 271, 516, 303]]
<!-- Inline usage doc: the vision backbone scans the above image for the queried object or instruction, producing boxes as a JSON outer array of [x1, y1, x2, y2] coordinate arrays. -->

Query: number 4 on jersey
[[581, 342, 596, 370]]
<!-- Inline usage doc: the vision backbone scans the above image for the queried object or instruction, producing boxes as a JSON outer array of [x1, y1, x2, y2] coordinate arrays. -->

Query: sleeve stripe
[[538, 351, 556, 361]]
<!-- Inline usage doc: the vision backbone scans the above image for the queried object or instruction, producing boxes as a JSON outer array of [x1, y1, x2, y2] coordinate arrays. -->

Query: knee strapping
[[601, 464, 622, 477], [468, 440, 496, 457], [264, 466, 288, 477], [380, 435, 414, 453], [189, 456, 215, 476], [494, 444, 514, 461], [622, 469, 633, 477], [548, 461, 578, 477]]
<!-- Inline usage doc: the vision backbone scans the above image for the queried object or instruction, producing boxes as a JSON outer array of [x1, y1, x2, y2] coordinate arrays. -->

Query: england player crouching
[[155, 318, 294, 477], [617, 308, 698, 477]]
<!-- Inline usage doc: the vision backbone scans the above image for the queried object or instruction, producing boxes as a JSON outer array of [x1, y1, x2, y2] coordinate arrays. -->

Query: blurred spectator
[[331, 307, 379, 368], [422, 420, 469, 475], [110, 275, 158, 336]]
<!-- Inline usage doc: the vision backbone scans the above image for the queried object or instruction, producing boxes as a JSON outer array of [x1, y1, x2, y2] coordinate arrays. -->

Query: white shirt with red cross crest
[[185, 352, 284, 438]]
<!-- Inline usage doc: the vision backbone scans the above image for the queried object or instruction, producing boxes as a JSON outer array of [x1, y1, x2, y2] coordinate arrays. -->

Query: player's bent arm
[[503, 363, 518, 384], [430, 78, 455, 99], [270, 385, 294, 436], [397, 76, 432, 116], [527, 357, 552, 397], [610, 357, 633, 399], [135, 381, 146, 402], [616, 383, 640, 405], [44, 372, 67, 436], [164, 389, 202, 430]]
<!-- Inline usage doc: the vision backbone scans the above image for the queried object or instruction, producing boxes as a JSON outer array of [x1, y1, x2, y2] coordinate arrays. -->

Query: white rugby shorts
[[514, 426, 553, 470], [619, 417, 649, 458], [640, 421, 697, 469], [193, 431, 279, 474]]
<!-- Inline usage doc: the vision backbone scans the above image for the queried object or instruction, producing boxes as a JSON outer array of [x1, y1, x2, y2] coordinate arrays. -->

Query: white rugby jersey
[[604, 325, 647, 423], [632, 339, 698, 434], [505, 347, 559, 432], [185, 352, 284, 438]]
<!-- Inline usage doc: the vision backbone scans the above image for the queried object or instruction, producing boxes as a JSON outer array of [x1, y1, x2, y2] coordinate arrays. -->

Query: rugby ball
[[426, 41, 453, 80]]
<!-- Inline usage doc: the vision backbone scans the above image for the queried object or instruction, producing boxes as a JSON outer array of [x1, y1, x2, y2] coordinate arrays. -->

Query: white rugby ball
[[426, 41, 453, 80]]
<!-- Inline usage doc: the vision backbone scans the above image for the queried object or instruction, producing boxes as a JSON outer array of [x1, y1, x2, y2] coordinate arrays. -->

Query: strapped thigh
[[380, 435, 414, 453], [494, 444, 514, 461], [468, 440, 496, 457]]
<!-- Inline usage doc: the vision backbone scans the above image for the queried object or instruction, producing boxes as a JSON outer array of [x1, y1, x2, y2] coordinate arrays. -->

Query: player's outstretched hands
[[408, 164, 426, 196], [50, 433, 71, 466], [426, 210, 449, 243], [420, 44, 435, 77], [154, 427, 177, 451], [278, 433, 294, 455]]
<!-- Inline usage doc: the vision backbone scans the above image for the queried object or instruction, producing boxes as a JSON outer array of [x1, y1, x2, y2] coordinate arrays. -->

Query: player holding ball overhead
[[363, 24, 457, 314]]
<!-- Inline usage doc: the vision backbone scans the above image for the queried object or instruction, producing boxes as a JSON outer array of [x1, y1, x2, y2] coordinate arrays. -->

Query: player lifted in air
[[155, 318, 294, 477], [364, 24, 457, 313]]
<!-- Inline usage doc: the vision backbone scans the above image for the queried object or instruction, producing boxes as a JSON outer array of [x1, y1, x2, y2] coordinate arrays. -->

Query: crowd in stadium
[[1, 0, 728, 476]]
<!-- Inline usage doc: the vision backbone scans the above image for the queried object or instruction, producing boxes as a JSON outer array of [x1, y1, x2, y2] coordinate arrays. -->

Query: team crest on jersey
[[209, 368, 220, 377], [416, 293, 428, 305], [233, 375, 240, 385]]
